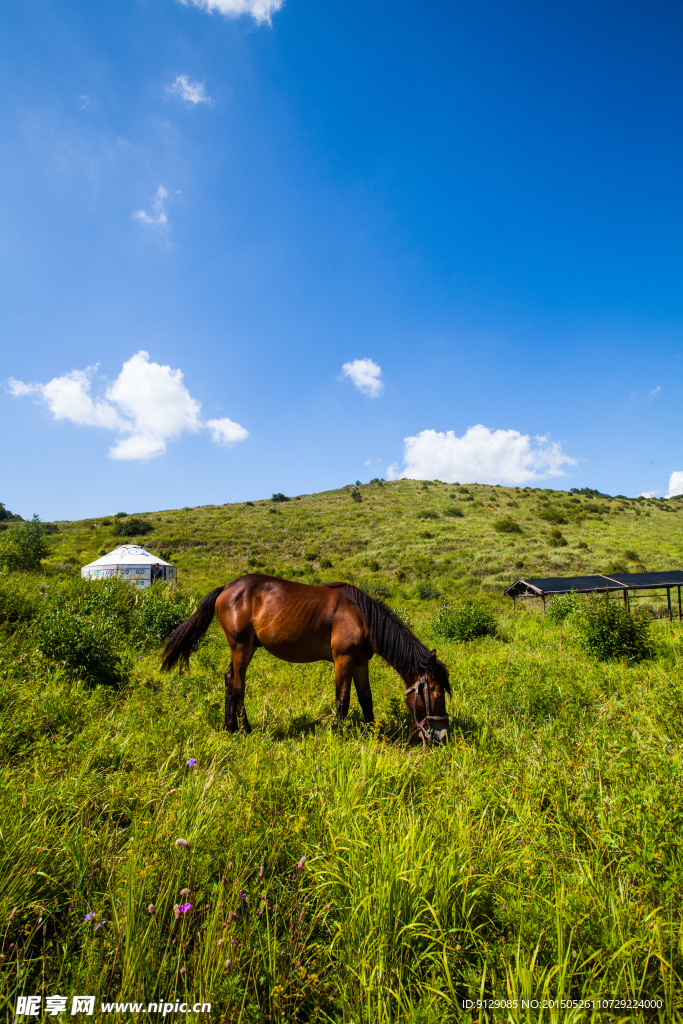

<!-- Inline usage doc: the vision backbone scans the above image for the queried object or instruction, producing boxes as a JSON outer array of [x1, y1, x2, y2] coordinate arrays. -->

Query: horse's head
[[404, 650, 450, 744]]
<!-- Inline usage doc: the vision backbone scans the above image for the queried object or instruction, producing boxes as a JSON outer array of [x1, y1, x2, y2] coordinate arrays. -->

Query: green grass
[[1, 481, 683, 1022]]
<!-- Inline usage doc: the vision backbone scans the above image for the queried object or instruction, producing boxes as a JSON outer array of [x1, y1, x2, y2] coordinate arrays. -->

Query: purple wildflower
[[297, 856, 306, 871], [179, 902, 192, 913], [84, 913, 94, 922], [186, 758, 198, 767]]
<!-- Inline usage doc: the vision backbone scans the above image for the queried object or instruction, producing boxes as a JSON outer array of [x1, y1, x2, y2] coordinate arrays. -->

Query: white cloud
[[649, 386, 662, 397], [8, 367, 123, 430], [178, 0, 284, 25], [206, 417, 249, 446], [393, 424, 576, 485], [106, 351, 202, 459], [132, 186, 169, 227], [8, 351, 248, 461], [667, 472, 683, 498], [341, 358, 383, 398], [166, 75, 212, 105]]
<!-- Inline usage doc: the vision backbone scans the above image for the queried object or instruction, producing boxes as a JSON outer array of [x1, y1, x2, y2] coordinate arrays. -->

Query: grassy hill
[[43, 479, 683, 606], [1, 481, 683, 1022]]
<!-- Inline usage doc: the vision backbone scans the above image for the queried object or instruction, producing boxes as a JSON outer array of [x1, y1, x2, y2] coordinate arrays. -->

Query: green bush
[[431, 600, 497, 641], [417, 510, 439, 520], [112, 516, 153, 538], [132, 584, 195, 647], [493, 517, 523, 534], [546, 591, 580, 624], [548, 528, 568, 547], [444, 505, 464, 517], [358, 576, 390, 600], [350, 490, 362, 503], [320, 557, 333, 569], [573, 596, 654, 663], [416, 581, 440, 601], [0, 577, 35, 628], [36, 607, 123, 686], [272, 493, 290, 503], [0, 517, 49, 571], [538, 506, 568, 525]]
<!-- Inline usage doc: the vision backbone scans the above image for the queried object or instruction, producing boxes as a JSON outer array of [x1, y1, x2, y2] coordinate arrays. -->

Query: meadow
[[1, 480, 682, 1023]]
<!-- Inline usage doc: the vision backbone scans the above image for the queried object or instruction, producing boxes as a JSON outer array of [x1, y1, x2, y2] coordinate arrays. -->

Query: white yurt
[[81, 545, 177, 589]]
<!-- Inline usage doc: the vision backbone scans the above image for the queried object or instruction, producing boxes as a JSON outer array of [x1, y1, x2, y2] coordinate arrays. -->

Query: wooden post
[[513, 597, 516, 614], [542, 595, 546, 615], [622, 588, 629, 613], [679, 586, 682, 621], [667, 587, 672, 621]]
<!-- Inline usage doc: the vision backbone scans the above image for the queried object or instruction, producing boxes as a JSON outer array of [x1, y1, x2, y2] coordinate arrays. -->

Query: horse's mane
[[343, 584, 450, 691]]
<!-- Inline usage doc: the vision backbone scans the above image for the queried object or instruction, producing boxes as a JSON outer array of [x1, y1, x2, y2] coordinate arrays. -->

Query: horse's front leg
[[352, 661, 374, 724], [225, 644, 254, 734], [333, 655, 354, 730]]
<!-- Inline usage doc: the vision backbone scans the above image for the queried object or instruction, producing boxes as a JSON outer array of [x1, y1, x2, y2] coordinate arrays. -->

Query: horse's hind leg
[[224, 664, 238, 732], [352, 662, 374, 724], [225, 644, 254, 734]]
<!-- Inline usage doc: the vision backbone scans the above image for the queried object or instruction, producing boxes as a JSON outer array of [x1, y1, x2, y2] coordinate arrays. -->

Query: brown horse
[[161, 573, 450, 743]]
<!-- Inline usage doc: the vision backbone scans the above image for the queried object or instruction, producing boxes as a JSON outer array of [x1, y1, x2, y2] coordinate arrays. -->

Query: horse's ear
[[428, 649, 437, 669]]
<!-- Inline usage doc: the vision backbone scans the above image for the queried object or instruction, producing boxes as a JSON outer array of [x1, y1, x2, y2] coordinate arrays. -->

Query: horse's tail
[[161, 586, 225, 672]]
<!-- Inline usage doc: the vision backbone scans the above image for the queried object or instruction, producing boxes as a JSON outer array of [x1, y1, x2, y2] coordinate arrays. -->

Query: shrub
[[431, 601, 497, 641], [538, 505, 568, 525], [444, 505, 464, 517], [0, 578, 35, 627], [417, 510, 439, 520], [350, 490, 362, 503], [358, 577, 390, 600], [305, 551, 319, 561], [573, 596, 654, 663], [605, 560, 628, 574], [577, 541, 589, 550], [36, 608, 123, 686], [548, 528, 568, 547], [132, 584, 195, 647], [320, 557, 333, 569], [112, 516, 153, 538], [416, 581, 440, 601], [624, 549, 640, 562], [546, 591, 580, 624], [0, 517, 49, 571], [493, 517, 523, 534], [272, 493, 289, 503]]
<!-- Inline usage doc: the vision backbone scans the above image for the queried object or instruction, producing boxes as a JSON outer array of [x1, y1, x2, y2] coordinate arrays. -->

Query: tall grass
[[1, 564, 682, 1021]]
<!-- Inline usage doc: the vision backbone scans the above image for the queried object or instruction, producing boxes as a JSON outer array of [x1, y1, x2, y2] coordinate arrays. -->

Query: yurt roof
[[82, 545, 173, 570]]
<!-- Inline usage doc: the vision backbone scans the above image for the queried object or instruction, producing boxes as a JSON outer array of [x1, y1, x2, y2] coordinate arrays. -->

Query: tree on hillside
[[0, 502, 24, 522]]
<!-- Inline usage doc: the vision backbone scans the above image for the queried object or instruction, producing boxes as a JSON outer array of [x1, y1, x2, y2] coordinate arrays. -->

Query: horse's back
[[215, 574, 366, 662]]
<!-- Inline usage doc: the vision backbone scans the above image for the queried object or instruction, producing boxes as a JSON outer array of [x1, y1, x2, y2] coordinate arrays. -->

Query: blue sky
[[1, 0, 682, 520]]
